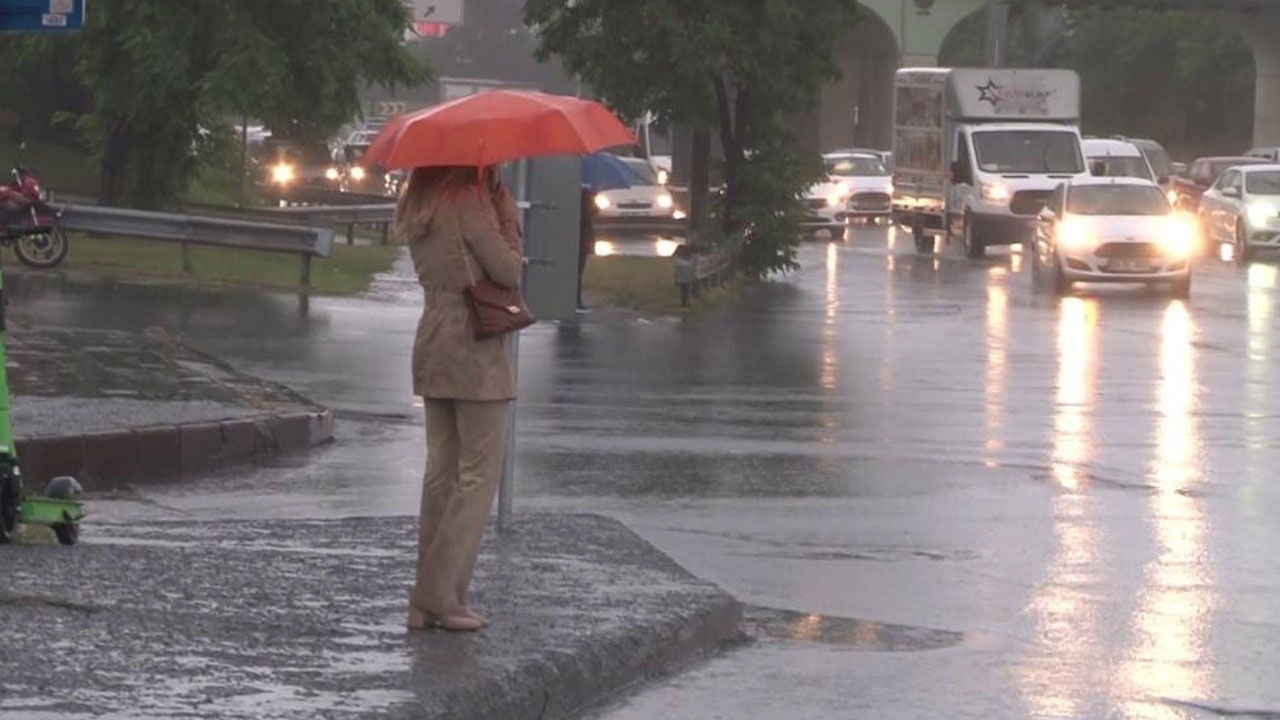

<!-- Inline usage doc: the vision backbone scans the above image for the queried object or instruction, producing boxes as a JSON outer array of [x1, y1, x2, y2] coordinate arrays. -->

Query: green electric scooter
[[0, 258, 84, 546]]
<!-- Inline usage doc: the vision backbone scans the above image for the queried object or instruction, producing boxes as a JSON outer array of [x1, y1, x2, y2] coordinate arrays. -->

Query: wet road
[[11, 224, 1280, 718]]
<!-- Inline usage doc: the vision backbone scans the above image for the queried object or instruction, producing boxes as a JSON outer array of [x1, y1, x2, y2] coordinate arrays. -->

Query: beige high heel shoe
[[461, 607, 489, 627], [408, 606, 483, 632]]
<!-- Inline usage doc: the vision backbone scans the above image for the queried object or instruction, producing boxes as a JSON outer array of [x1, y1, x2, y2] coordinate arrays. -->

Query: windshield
[[620, 158, 659, 185], [972, 130, 1084, 174], [1087, 156, 1153, 181], [826, 155, 888, 177], [1246, 171, 1280, 195], [1067, 184, 1170, 215], [1138, 144, 1172, 179]]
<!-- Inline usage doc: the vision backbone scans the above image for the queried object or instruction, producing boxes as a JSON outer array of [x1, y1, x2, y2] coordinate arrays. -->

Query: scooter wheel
[[53, 522, 79, 546], [0, 471, 19, 545]]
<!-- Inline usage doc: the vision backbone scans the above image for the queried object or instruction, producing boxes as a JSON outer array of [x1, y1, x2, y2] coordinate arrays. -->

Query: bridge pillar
[[1226, 8, 1280, 149]]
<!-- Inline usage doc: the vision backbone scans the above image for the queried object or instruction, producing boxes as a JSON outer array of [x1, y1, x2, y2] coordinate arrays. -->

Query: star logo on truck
[[977, 79, 1003, 108]]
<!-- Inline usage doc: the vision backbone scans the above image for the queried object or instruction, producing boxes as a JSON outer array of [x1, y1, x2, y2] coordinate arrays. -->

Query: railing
[[54, 203, 336, 286], [184, 202, 395, 245], [672, 240, 739, 307]]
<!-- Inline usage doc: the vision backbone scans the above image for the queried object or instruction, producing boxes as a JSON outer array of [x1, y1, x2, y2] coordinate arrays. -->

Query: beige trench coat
[[407, 187, 524, 401]]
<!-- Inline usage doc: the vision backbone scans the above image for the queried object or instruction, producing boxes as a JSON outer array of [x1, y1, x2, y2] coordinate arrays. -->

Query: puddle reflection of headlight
[[594, 240, 616, 257], [655, 239, 679, 257]]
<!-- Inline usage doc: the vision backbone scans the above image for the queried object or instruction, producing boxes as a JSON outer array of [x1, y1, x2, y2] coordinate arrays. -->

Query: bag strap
[[455, 211, 479, 287]]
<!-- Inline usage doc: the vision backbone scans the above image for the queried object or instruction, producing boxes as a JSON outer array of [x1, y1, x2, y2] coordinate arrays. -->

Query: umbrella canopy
[[363, 90, 636, 170], [581, 152, 640, 192]]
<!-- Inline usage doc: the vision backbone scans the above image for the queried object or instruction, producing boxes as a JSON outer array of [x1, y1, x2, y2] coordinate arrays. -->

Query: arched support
[[857, 0, 988, 65], [1228, 7, 1280, 149]]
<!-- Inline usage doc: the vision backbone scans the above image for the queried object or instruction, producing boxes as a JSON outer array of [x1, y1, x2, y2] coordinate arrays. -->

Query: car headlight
[[1161, 214, 1197, 258], [657, 169, 669, 185], [1247, 201, 1277, 228], [981, 182, 1010, 203], [1058, 217, 1095, 251], [594, 194, 611, 210], [656, 193, 674, 209], [325, 167, 340, 181], [350, 166, 366, 181], [271, 164, 295, 185]]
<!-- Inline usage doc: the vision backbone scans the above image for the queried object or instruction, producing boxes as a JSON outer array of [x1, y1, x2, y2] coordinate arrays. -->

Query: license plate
[[620, 210, 649, 217], [1106, 259, 1151, 272]]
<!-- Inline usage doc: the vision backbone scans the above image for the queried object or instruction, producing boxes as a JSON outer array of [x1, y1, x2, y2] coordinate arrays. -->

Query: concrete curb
[[14, 408, 336, 490], [437, 581, 744, 720]]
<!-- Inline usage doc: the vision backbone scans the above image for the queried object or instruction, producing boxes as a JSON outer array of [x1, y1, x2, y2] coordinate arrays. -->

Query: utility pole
[[985, 0, 1009, 68]]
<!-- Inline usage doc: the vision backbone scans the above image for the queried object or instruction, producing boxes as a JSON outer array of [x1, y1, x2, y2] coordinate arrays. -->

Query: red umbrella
[[363, 90, 636, 170]]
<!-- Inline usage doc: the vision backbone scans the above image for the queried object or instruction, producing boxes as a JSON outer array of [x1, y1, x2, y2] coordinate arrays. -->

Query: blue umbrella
[[582, 152, 636, 192]]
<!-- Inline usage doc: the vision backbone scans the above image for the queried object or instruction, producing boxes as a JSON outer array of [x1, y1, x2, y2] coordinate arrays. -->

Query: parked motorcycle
[[0, 166, 68, 269]]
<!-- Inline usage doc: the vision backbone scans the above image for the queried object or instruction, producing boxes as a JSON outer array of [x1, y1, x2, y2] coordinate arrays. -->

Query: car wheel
[[1052, 256, 1072, 297], [913, 227, 932, 255], [1235, 220, 1253, 267], [1171, 273, 1192, 300], [962, 213, 985, 259]]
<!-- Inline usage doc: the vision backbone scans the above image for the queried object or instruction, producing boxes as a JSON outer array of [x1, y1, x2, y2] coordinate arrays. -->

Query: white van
[[1081, 138, 1156, 183]]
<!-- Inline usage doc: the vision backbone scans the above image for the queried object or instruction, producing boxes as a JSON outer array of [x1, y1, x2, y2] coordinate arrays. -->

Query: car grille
[[851, 192, 891, 208], [805, 198, 829, 211], [1095, 242, 1163, 259], [616, 201, 652, 210], [1010, 190, 1051, 216]]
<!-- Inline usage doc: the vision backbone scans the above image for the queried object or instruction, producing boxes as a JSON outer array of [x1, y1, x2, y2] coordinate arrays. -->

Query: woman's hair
[[394, 166, 483, 241]]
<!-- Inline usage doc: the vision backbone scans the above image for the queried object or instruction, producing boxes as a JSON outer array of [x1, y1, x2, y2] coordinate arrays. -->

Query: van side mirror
[[950, 160, 966, 184]]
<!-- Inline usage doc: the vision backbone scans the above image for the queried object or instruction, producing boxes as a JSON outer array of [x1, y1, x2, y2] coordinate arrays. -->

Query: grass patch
[[582, 255, 739, 315], [0, 135, 98, 197], [23, 235, 400, 295]]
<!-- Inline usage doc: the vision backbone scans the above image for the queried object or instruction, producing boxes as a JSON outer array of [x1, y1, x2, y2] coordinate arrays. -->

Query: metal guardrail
[[673, 241, 738, 307], [54, 203, 336, 286], [185, 202, 396, 245]]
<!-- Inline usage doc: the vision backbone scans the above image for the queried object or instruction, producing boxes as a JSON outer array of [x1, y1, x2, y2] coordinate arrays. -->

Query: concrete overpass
[[798, 0, 1280, 152]]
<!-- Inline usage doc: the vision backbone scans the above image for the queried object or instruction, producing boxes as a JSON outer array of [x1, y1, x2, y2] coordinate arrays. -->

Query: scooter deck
[[18, 497, 84, 526]]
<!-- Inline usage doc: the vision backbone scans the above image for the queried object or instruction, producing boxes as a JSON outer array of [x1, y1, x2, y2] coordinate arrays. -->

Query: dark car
[[1173, 156, 1272, 211], [257, 139, 339, 191]]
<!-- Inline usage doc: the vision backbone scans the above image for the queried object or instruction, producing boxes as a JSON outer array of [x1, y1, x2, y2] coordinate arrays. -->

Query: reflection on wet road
[[12, 224, 1280, 718]]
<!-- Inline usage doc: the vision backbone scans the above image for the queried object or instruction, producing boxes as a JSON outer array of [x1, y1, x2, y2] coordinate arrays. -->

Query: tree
[[938, 7, 1253, 159], [525, 0, 861, 278], [11, 0, 425, 207]]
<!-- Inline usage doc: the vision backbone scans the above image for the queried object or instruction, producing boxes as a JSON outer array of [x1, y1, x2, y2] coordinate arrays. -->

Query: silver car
[[1029, 177, 1196, 298], [1198, 163, 1280, 266]]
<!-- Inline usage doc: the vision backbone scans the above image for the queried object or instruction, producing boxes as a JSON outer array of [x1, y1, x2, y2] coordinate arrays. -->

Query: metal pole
[[496, 158, 529, 532]]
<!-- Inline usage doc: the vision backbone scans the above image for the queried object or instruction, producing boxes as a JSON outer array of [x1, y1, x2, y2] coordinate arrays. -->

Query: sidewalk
[[7, 325, 334, 489], [0, 513, 744, 720]]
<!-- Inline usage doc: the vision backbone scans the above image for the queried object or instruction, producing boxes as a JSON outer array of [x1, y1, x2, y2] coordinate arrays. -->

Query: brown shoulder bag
[[457, 216, 535, 341]]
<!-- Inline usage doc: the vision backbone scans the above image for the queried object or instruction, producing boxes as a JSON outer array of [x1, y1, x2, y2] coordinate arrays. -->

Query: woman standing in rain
[[395, 166, 523, 632]]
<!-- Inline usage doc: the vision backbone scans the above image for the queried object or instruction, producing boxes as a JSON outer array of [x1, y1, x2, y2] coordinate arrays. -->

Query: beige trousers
[[411, 398, 511, 615]]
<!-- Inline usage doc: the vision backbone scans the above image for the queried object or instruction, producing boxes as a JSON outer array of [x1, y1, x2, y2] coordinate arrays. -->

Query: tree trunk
[[98, 117, 132, 206], [713, 73, 744, 235], [688, 123, 712, 245]]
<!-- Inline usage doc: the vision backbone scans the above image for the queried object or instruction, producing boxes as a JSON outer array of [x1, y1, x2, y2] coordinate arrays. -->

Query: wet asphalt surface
[[8, 223, 1280, 718]]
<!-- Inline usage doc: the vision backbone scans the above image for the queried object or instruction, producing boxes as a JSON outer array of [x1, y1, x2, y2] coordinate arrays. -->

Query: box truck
[[892, 68, 1089, 257]]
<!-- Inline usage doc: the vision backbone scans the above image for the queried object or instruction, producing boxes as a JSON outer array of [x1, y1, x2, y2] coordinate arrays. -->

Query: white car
[[1029, 177, 1195, 298], [823, 152, 893, 222], [802, 178, 852, 234], [1082, 138, 1158, 184], [1199, 163, 1280, 266], [594, 158, 682, 223]]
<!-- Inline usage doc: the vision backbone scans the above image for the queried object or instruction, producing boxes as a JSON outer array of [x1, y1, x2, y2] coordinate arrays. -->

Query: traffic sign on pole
[[0, 0, 86, 33]]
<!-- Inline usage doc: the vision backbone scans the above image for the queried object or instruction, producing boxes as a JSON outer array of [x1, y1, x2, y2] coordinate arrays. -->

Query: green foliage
[[2, 0, 426, 208], [732, 133, 825, 277], [939, 7, 1253, 158], [526, 0, 860, 278]]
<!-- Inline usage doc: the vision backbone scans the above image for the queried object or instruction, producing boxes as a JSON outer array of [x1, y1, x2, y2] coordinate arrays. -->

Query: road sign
[[0, 0, 86, 33]]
